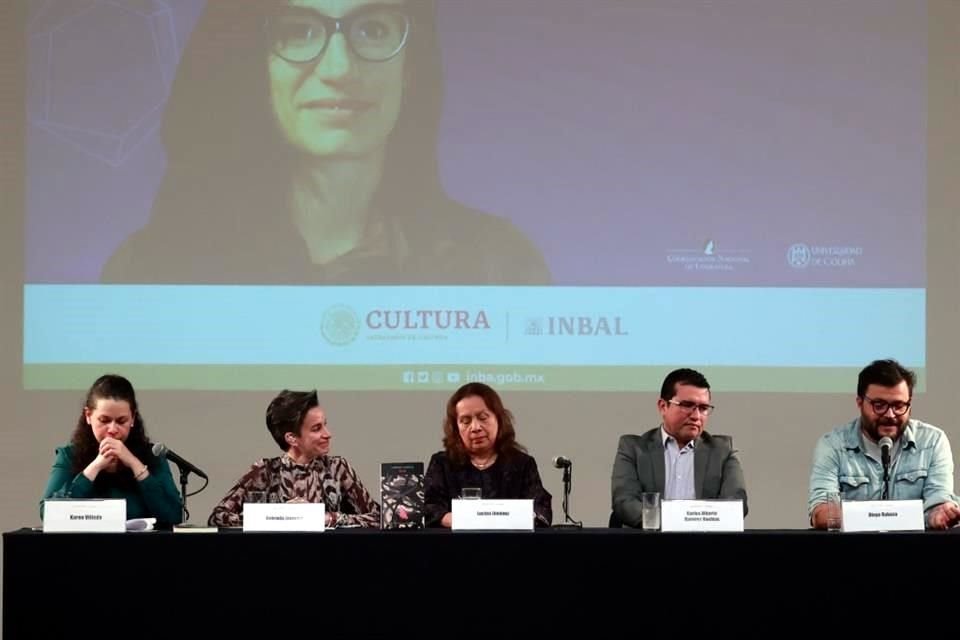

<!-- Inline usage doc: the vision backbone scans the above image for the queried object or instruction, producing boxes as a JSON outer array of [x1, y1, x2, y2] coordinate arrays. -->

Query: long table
[[5, 527, 959, 637]]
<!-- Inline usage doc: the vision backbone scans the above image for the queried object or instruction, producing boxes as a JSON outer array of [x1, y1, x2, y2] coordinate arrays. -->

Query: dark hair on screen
[[145, 0, 443, 243]]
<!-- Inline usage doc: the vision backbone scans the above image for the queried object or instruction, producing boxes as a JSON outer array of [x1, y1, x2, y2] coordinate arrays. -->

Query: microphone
[[552, 455, 581, 528], [152, 443, 208, 479], [879, 436, 892, 500], [879, 436, 892, 468]]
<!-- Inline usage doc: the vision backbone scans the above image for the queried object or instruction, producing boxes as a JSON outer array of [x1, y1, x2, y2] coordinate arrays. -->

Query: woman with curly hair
[[40, 374, 183, 526]]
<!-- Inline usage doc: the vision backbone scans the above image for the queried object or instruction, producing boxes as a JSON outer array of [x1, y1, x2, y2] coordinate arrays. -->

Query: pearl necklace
[[471, 455, 497, 469]]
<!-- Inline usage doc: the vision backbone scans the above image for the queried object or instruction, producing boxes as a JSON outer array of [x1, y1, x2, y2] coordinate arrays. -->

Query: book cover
[[380, 462, 425, 529]]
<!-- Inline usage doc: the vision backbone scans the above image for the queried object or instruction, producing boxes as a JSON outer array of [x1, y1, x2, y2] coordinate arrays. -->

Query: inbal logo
[[524, 316, 628, 337]]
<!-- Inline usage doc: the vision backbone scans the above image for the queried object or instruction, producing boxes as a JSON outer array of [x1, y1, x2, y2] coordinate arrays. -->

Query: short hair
[[857, 359, 916, 398], [265, 390, 319, 451], [442, 383, 526, 466], [659, 368, 710, 401]]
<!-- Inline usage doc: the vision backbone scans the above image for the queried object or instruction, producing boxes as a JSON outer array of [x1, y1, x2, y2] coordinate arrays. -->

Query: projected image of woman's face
[[267, 0, 407, 158]]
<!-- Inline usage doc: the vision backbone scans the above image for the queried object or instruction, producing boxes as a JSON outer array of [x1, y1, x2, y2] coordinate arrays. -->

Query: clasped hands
[[93, 437, 140, 472]]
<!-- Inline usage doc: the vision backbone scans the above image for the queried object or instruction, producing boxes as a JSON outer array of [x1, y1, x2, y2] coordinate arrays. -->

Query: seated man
[[611, 368, 748, 527], [808, 359, 960, 530]]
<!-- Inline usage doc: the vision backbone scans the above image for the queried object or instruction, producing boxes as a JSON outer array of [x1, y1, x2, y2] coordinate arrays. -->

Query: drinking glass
[[641, 492, 661, 531], [824, 491, 842, 532]]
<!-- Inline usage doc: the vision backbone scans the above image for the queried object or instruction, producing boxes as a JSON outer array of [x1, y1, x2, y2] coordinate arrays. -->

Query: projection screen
[[23, 0, 926, 392]]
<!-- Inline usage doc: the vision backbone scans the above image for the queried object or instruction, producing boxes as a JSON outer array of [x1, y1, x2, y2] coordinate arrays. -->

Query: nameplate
[[242, 503, 325, 532], [841, 499, 924, 532], [451, 499, 534, 531], [43, 499, 127, 533], [661, 500, 744, 532]]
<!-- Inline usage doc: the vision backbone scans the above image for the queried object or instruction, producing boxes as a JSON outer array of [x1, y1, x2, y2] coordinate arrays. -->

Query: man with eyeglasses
[[610, 368, 748, 527], [808, 359, 960, 530]]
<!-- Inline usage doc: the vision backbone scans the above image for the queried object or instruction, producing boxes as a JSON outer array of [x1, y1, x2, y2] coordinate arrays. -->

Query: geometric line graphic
[[28, 0, 179, 167]]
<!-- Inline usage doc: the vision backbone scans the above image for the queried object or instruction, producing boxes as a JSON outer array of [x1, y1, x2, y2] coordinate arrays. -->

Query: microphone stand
[[179, 467, 191, 523], [554, 464, 582, 529], [881, 458, 890, 501]]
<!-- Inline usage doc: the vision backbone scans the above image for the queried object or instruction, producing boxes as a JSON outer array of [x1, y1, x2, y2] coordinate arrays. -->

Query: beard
[[860, 411, 906, 443]]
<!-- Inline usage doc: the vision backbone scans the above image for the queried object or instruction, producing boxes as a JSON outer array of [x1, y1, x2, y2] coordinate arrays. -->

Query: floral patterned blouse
[[208, 454, 381, 528]]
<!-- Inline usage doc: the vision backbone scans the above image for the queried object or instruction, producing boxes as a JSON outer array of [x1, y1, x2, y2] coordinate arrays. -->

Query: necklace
[[471, 454, 497, 469]]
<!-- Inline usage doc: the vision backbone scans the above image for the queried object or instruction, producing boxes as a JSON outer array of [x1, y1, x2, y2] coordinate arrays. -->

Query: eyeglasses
[[666, 399, 715, 416], [862, 396, 911, 416], [266, 7, 411, 64]]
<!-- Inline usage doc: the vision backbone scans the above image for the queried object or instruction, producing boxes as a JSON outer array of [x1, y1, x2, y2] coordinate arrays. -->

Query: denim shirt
[[808, 418, 958, 523]]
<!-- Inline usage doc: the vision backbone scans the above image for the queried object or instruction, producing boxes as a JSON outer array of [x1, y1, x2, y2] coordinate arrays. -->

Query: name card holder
[[661, 499, 744, 532], [451, 499, 534, 531], [43, 499, 127, 532], [841, 499, 924, 532], [243, 503, 326, 532]]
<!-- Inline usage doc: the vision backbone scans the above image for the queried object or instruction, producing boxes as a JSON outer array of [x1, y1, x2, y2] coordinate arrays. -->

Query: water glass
[[245, 491, 267, 504], [641, 492, 661, 531], [824, 491, 842, 532]]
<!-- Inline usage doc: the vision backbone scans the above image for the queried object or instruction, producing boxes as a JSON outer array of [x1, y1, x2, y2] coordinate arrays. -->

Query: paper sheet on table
[[125, 517, 156, 531]]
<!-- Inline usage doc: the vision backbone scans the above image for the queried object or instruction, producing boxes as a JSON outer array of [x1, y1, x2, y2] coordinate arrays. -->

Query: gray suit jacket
[[611, 427, 748, 527]]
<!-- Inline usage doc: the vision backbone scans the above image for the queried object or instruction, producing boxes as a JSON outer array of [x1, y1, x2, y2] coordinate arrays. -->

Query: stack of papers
[[125, 518, 156, 531]]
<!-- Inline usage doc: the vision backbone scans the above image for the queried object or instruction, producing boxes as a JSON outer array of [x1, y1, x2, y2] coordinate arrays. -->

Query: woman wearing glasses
[[101, 0, 551, 285]]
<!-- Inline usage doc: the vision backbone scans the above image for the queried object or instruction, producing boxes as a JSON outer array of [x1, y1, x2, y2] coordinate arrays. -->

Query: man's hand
[[927, 502, 960, 529], [810, 503, 831, 530]]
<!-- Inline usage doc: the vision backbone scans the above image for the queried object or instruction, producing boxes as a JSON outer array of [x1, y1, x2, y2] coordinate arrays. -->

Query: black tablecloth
[[5, 527, 958, 637]]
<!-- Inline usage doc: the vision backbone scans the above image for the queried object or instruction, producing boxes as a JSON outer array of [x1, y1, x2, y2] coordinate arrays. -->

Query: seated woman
[[424, 382, 552, 527], [40, 374, 183, 526], [208, 389, 380, 528]]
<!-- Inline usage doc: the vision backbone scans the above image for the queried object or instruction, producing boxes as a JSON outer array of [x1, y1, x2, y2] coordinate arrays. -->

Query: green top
[[40, 444, 183, 526]]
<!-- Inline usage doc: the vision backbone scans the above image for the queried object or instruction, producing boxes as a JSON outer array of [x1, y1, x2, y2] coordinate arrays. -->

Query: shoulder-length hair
[[69, 374, 156, 481], [145, 0, 444, 238], [442, 382, 527, 466]]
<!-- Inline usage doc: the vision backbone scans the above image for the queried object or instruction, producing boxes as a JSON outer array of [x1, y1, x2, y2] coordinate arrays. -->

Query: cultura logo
[[365, 310, 490, 330], [321, 305, 360, 346]]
